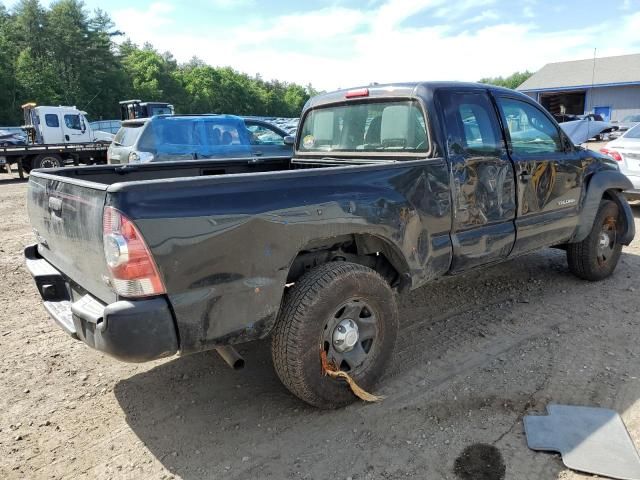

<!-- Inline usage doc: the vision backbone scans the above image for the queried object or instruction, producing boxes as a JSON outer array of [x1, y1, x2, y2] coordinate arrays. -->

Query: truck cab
[[22, 104, 112, 145]]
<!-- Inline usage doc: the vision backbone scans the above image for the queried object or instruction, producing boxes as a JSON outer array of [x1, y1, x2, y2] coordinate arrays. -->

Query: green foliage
[[0, 0, 313, 125], [478, 71, 534, 90]]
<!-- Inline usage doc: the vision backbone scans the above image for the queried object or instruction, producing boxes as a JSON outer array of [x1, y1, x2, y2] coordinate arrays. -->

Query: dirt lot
[[1, 165, 640, 480]]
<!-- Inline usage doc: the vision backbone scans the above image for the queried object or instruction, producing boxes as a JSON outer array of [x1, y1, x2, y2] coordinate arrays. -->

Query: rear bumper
[[24, 244, 178, 363]]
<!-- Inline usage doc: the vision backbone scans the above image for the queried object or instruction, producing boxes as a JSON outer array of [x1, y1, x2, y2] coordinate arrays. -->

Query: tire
[[271, 262, 398, 409], [33, 153, 63, 169], [567, 199, 623, 281]]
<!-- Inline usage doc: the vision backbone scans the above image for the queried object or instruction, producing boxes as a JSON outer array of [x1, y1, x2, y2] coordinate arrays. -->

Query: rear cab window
[[297, 100, 428, 155]]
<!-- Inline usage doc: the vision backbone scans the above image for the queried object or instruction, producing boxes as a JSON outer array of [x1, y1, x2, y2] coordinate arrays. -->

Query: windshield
[[113, 123, 144, 147], [624, 124, 640, 139], [298, 100, 428, 154]]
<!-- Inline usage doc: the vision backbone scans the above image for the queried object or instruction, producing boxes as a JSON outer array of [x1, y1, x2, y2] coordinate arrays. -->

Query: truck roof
[[305, 81, 524, 109]]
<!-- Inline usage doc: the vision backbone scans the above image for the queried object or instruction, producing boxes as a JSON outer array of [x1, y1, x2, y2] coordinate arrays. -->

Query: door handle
[[64, 135, 69, 141], [254, 150, 263, 156], [519, 171, 532, 182]]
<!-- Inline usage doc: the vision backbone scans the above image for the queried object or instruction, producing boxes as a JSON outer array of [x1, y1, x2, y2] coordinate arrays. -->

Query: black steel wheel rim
[[596, 216, 617, 265], [321, 298, 380, 374]]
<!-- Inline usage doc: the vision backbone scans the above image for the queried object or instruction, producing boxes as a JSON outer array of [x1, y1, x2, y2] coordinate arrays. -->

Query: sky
[[4, 0, 640, 90]]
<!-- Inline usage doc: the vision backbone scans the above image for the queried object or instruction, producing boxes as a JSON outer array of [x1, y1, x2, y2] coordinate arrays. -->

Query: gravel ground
[[1, 167, 639, 480]]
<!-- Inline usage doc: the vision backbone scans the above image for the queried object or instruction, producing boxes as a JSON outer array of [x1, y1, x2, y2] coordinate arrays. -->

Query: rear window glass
[[298, 100, 428, 153], [624, 124, 640, 139], [114, 124, 144, 147], [622, 115, 640, 123]]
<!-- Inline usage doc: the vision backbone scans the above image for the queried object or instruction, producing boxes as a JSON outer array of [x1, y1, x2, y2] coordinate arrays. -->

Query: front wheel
[[271, 262, 398, 408], [567, 199, 623, 281]]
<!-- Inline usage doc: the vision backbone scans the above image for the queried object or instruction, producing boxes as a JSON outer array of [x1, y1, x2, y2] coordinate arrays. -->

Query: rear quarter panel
[[109, 160, 453, 353]]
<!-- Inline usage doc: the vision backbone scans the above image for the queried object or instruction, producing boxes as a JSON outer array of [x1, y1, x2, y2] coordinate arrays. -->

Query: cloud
[[210, 0, 255, 9], [110, 0, 640, 91], [112, 2, 176, 35], [463, 9, 499, 24], [433, 0, 496, 19]]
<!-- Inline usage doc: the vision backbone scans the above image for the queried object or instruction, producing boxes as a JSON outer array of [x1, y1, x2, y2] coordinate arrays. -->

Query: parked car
[[609, 114, 640, 140], [108, 114, 294, 164], [0, 129, 26, 147], [600, 123, 640, 201], [25, 82, 634, 408]]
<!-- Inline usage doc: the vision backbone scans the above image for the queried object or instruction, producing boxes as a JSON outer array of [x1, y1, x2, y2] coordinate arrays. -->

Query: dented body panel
[[110, 160, 452, 353]]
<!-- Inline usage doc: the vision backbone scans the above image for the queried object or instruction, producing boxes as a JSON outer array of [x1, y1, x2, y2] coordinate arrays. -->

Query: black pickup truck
[[25, 82, 635, 408]]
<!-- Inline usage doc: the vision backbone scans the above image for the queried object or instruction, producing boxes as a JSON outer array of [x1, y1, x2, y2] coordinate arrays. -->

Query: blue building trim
[[519, 81, 640, 93]]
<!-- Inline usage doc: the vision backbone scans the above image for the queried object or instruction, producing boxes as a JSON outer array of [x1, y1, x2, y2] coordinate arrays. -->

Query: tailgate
[[27, 173, 116, 303]]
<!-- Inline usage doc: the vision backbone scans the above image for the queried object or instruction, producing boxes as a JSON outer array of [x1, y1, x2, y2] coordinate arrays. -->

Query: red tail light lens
[[600, 147, 622, 161], [103, 206, 166, 297]]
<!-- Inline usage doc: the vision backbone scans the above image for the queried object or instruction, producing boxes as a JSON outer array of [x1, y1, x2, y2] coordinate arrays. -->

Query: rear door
[[27, 174, 115, 303], [39, 112, 64, 144], [493, 95, 584, 255], [438, 89, 516, 271]]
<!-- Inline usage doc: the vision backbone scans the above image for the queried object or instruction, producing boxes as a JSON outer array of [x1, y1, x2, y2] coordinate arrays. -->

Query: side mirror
[[284, 135, 295, 146]]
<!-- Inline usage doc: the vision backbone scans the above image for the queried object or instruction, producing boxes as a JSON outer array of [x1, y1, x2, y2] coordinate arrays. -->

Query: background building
[[517, 53, 640, 122]]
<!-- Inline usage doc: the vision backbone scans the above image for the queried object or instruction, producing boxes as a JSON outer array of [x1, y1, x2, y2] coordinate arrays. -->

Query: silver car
[[608, 114, 640, 140], [601, 123, 640, 201]]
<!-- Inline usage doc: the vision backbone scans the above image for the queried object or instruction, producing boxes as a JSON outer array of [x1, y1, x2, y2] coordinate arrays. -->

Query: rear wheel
[[567, 199, 623, 281], [271, 262, 398, 408], [33, 153, 63, 169]]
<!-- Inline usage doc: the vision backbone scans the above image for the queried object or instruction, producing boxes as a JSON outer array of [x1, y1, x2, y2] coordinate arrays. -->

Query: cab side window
[[439, 91, 502, 156], [497, 98, 562, 155], [45, 114, 59, 128], [64, 114, 82, 130], [246, 123, 285, 145]]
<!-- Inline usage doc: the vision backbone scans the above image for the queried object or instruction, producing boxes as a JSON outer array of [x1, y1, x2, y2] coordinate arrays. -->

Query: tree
[[0, 2, 313, 125], [478, 71, 534, 90], [0, 5, 18, 124]]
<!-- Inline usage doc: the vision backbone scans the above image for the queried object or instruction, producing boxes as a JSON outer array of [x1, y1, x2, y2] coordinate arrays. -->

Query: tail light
[[345, 88, 369, 99], [103, 206, 166, 297], [600, 147, 622, 161]]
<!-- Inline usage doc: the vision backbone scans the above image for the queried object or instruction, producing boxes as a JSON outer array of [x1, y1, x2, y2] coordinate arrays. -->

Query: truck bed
[[36, 156, 295, 186]]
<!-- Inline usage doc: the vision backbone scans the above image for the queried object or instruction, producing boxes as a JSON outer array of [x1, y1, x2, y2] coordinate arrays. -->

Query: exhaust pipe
[[215, 345, 245, 370]]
